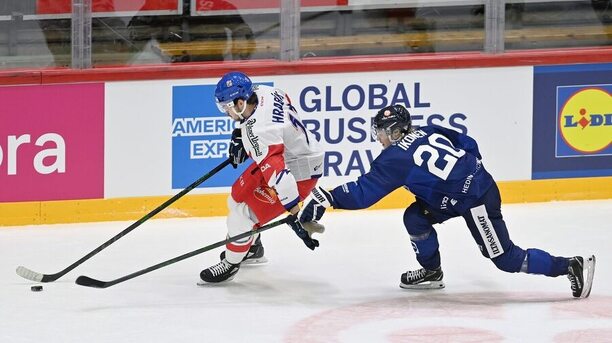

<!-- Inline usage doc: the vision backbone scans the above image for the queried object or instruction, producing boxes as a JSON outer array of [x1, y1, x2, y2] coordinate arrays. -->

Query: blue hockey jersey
[[330, 126, 495, 215]]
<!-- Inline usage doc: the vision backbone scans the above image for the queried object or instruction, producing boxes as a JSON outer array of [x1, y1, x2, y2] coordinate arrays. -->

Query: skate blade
[[196, 273, 238, 287], [400, 280, 445, 290], [241, 256, 268, 265], [580, 255, 596, 298], [196, 273, 237, 286]]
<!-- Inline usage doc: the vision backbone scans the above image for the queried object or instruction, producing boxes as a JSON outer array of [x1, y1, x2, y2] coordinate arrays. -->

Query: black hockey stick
[[16, 158, 232, 283], [75, 216, 292, 289]]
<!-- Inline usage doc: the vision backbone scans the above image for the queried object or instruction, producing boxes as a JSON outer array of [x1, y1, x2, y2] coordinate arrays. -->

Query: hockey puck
[[31, 285, 43, 292]]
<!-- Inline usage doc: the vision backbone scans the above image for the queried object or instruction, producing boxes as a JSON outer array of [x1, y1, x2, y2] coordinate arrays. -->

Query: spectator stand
[[153, 0, 612, 62]]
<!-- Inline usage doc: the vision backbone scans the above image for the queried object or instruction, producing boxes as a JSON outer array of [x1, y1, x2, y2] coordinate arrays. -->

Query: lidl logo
[[556, 85, 612, 157]]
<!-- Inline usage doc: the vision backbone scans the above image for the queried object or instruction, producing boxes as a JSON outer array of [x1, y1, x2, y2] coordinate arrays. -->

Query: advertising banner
[[171, 84, 247, 189], [37, 0, 180, 15], [276, 67, 533, 187], [0, 84, 104, 202], [194, 0, 347, 14], [348, 0, 484, 7], [105, 67, 532, 198], [532, 63, 612, 179]]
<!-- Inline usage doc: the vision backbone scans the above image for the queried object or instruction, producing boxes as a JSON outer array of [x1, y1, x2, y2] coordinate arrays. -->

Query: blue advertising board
[[171, 84, 247, 189], [532, 63, 612, 179]]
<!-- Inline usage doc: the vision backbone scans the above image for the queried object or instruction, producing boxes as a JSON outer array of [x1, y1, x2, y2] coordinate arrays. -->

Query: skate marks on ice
[[284, 292, 612, 342]]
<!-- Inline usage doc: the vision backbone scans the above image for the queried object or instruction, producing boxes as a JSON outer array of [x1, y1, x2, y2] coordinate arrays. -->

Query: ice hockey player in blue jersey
[[298, 104, 596, 298]]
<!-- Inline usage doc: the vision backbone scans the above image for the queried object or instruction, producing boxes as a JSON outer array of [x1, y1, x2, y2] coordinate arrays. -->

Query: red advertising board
[[194, 0, 347, 12], [0, 84, 104, 202], [37, 0, 180, 15]]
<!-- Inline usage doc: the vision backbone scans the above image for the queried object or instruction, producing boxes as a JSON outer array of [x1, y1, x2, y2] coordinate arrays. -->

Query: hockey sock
[[524, 248, 569, 277], [411, 229, 441, 271]]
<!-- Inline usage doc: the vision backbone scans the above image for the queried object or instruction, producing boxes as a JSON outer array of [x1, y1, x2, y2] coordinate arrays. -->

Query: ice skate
[[567, 255, 596, 298], [400, 266, 445, 289], [199, 259, 240, 284], [219, 236, 267, 265]]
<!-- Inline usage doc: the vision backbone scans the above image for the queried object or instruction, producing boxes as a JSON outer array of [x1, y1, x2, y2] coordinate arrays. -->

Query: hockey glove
[[302, 221, 325, 237], [298, 186, 334, 223], [288, 215, 319, 250], [229, 128, 248, 168]]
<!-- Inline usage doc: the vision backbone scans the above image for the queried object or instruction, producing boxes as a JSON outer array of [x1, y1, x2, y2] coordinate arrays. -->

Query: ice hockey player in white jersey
[[200, 71, 324, 284], [298, 104, 595, 298]]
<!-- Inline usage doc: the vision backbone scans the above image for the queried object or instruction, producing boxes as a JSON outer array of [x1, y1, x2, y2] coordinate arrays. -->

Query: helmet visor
[[215, 98, 234, 114], [371, 124, 383, 141], [371, 123, 403, 143], [216, 98, 247, 120]]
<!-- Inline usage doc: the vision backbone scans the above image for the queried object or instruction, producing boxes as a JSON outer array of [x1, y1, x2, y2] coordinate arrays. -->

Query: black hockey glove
[[288, 215, 319, 250], [298, 186, 334, 223], [229, 128, 248, 168]]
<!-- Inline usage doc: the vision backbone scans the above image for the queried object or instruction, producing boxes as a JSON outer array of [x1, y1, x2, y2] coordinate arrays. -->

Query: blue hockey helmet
[[372, 104, 412, 142], [214, 71, 254, 114]]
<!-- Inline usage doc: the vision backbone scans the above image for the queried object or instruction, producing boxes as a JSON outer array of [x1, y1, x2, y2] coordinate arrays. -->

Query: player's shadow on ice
[[414, 291, 573, 306]]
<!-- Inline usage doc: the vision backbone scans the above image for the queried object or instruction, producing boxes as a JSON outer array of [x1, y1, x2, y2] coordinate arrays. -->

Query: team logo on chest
[[253, 186, 277, 204], [245, 118, 263, 157]]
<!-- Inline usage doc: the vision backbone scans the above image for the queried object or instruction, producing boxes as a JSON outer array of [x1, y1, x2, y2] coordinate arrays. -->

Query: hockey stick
[[75, 216, 292, 289], [16, 158, 232, 283]]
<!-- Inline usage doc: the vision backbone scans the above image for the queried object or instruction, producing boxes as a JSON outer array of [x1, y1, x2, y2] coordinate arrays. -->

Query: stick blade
[[75, 276, 108, 289], [16, 266, 45, 282]]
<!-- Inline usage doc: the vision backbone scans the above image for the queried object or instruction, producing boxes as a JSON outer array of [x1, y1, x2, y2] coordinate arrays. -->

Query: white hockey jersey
[[240, 85, 324, 211]]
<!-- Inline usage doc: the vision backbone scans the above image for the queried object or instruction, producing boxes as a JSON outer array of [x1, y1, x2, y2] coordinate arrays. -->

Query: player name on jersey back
[[396, 129, 428, 151]]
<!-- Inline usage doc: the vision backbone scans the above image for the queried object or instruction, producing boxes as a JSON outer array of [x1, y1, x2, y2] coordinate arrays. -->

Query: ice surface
[[1, 199, 611, 342]]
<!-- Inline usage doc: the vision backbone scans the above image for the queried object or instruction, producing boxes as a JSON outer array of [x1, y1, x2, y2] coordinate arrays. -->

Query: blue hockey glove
[[229, 128, 248, 168], [298, 186, 334, 223], [288, 215, 319, 250]]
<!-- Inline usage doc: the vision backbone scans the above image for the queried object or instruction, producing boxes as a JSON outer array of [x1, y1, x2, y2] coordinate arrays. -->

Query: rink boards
[[1, 62, 611, 225]]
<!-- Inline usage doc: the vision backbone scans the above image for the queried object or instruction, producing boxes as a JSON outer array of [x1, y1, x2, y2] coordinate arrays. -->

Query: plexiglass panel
[[299, 4, 486, 58], [0, 1, 69, 68], [0, 0, 610, 70], [505, 0, 612, 50], [87, 0, 183, 66], [90, 0, 279, 66]]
